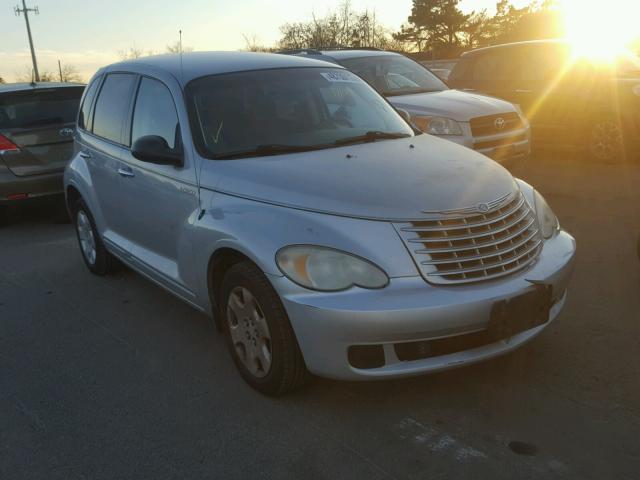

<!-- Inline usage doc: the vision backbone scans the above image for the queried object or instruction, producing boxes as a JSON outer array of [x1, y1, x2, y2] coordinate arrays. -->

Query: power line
[[14, 0, 40, 82]]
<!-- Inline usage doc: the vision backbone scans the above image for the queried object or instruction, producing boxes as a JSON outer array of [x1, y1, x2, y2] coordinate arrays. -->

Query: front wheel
[[220, 261, 310, 395], [74, 199, 114, 275]]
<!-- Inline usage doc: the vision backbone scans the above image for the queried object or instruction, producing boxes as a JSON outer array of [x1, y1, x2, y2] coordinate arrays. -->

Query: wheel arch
[[207, 247, 258, 332]]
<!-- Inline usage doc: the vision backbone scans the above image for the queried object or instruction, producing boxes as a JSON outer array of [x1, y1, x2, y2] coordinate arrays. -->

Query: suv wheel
[[74, 199, 114, 275], [588, 116, 626, 162], [220, 261, 310, 395]]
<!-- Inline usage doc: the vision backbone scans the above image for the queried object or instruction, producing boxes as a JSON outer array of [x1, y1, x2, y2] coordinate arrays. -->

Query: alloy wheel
[[226, 286, 272, 378]]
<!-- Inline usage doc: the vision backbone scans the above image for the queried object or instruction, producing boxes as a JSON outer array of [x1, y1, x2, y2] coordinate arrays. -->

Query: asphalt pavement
[[1, 151, 639, 479]]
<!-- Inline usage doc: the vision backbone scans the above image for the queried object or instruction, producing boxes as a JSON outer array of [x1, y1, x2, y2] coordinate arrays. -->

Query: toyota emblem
[[494, 117, 506, 130]]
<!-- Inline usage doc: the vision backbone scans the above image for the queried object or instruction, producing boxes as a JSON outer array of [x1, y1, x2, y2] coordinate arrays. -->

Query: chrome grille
[[395, 192, 542, 285], [470, 112, 523, 136]]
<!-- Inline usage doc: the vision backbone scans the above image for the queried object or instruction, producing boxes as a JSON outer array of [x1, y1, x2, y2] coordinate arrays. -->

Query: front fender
[[189, 189, 421, 313]]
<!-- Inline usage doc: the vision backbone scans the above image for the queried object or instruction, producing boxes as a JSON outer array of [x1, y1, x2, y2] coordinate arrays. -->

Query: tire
[[587, 114, 629, 163], [73, 199, 114, 275], [220, 261, 310, 395]]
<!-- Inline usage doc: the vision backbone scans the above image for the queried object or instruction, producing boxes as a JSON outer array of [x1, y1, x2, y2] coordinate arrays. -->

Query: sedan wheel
[[227, 286, 272, 378]]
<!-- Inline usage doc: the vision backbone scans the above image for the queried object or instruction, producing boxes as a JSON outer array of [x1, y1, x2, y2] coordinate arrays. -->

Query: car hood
[[199, 135, 517, 221], [388, 89, 518, 122]]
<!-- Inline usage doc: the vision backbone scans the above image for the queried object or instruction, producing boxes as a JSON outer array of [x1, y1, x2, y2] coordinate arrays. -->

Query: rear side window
[[92, 73, 136, 144], [0, 87, 84, 130], [78, 76, 101, 131], [131, 77, 179, 149]]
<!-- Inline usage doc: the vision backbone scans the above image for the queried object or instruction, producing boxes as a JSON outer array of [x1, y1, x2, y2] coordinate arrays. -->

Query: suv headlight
[[411, 115, 463, 135], [276, 245, 389, 291], [533, 190, 559, 239]]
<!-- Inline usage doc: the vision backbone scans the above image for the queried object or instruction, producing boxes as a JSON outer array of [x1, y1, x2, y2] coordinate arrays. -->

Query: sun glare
[[561, 0, 640, 62]]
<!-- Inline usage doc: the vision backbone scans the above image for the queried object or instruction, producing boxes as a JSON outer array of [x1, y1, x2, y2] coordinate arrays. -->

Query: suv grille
[[470, 112, 523, 136], [394, 192, 542, 285]]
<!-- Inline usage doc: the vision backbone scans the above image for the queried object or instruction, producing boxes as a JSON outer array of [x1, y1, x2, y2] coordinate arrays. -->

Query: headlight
[[276, 245, 389, 291], [533, 190, 559, 239], [411, 115, 462, 135]]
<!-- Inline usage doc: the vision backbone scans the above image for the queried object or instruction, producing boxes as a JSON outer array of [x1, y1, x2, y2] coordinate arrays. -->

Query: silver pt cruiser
[[64, 52, 576, 395]]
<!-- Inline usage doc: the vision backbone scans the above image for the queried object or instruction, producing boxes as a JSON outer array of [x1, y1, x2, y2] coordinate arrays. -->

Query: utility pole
[[14, 0, 40, 82], [58, 59, 63, 82]]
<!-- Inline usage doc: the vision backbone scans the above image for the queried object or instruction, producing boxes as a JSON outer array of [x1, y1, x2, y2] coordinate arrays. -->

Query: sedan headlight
[[411, 115, 463, 135], [276, 245, 389, 291], [533, 190, 559, 239]]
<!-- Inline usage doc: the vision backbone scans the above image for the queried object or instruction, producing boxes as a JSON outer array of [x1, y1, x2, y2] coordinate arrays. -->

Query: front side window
[[131, 77, 179, 149], [92, 73, 136, 144], [0, 87, 84, 130], [338, 55, 448, 96], [186, 68, 414, 159]]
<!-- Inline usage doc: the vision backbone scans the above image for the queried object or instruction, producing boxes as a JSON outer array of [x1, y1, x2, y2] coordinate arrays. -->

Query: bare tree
[[277, 1, 397, 50], [0, 76, 5, 84], [241, 34, 274, 52], [166, 41, 194, 54], [60, 63, 83, 83], [15, 66, 56, 82], [118, 45, 157, 60]]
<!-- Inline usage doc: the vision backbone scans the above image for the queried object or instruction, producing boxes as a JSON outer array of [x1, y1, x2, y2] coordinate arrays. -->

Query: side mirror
[[131, 135, 183, 166], [396, 108, 411, 123]]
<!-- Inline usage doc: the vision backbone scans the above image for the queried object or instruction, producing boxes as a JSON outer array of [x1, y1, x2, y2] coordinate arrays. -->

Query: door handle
[[79, 151, 92, 159], [515, 89, 532, 93], [117, 166, 135, 178]]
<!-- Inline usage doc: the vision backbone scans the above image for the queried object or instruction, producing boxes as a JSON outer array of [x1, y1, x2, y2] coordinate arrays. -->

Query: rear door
[[79, 73, 137, 252], [0, 86, 84, 176]]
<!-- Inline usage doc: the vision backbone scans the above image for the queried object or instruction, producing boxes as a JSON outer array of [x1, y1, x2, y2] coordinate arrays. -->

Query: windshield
[[186, 68, 414, 159], [338, 55, 448, 96]]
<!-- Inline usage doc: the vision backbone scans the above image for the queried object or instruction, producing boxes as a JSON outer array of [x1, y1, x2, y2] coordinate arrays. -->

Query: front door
[[117, 76, 199, 298]]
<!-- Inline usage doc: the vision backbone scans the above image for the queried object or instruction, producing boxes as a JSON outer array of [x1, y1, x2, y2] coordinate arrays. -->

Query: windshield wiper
[[216, 143, 331, 160], [384, 88, 442, 97], [334, 131, 411, 146]]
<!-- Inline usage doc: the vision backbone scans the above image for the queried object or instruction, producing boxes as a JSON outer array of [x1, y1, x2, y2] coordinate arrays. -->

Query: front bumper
[[444, 125, 531, 169], [272, 230, 576, 380]]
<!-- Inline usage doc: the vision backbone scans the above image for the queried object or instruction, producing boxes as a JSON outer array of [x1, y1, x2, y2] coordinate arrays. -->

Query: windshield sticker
[[320, 71, 359, 83]]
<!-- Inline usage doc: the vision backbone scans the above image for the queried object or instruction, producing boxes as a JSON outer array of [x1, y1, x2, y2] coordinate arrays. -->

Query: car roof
[[318, 49, 401, 61], [103, 51, 345, 85], [461, 39, 569, 57], [0, 82, 85, 94]]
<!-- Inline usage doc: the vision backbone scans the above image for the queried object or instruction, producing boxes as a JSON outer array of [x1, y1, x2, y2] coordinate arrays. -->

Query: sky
[[1, 0, 531, 82]]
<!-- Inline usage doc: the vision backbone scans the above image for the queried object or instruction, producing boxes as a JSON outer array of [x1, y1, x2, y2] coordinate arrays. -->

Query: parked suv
[[282, 49, 530, 167], [448, 39, 640, 161], [0, 82, 84, 223], [65, 52, 575, 395]]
